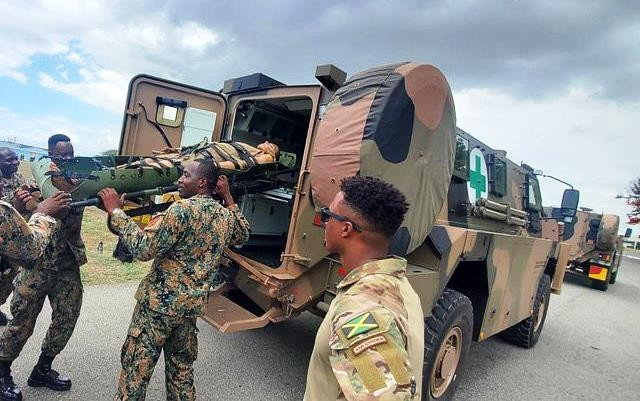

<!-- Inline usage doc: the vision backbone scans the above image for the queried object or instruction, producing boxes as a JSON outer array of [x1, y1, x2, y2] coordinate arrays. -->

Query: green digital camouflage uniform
[[0, 205, 86, 361], [0, 172, 29, 306], [304, 257, 425, 401], [110, 194, 250, 401], [0, 200, 56, 261]]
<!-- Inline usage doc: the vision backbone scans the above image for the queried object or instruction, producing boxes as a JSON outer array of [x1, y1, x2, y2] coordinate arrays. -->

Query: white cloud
[[0, 0, 228, 111], [454, 86, 640, 226], [0, 106, 119, 156]]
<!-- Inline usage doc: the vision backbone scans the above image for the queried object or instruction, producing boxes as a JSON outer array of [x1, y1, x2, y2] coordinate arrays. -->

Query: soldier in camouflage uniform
[[0, 135, 86, 401], [304, 176, 424, 401], [98, 158, 250, 401], [0, 190, 72, 401], [0, 147, 31, 326]]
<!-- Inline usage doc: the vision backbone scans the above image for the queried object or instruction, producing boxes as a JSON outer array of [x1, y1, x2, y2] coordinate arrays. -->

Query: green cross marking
[[469, 154, 487, 198]]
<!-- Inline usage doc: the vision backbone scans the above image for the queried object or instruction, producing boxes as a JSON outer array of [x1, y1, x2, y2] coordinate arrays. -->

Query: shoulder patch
[[352, 334, 387, 355], [341, 312, 379, 339]]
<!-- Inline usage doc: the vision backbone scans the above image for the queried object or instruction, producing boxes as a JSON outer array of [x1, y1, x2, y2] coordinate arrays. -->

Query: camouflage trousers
[[0, 264, 19, 306], [115, 303, 198, 401], [0, 259, 83, 361]]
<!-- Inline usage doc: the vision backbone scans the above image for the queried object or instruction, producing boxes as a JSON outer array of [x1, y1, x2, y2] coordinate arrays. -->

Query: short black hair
[[340, 176, 409, 237], [194, 159, 219, 192], [48, 134, 71, 150]]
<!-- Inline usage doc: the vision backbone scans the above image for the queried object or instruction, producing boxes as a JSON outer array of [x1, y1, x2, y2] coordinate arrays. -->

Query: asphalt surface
[[2, 257, 639, 401]]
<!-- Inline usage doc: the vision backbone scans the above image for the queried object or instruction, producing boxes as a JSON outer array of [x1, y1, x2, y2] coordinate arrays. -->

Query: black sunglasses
[[320, 207, 363, 232]]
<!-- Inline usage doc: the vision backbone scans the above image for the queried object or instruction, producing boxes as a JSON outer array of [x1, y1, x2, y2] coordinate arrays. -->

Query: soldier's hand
[[36, 191, 72, 219], [14, 189, 32, 213], [215, 176, 235, 207], [98, 188, 124, 214]]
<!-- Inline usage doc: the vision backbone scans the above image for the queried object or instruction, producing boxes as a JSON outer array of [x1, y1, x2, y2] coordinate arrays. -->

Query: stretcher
[[31, 140, 297, 206]]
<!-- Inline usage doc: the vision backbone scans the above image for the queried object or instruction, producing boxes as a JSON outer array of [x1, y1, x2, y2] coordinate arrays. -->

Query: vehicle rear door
[[119, 75, 227, 155]]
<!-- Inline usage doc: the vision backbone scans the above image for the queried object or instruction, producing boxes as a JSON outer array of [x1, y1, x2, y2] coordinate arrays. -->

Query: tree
[[618, 177, 640, 224], [99, 149, 118, 156]]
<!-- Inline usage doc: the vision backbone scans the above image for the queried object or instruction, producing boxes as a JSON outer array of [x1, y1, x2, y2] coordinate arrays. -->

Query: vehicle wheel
[[423, 289, 473, 401], [591, 279, 609, 291], [609, 270, 618, 284], [500, 274, 551, 348]]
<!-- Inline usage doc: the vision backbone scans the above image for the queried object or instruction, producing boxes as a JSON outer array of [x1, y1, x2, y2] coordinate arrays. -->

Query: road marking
[[623, 254, 640, 260]]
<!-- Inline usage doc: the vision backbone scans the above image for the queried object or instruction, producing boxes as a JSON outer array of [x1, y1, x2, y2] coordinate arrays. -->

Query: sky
[[0, 0, 639, 233]]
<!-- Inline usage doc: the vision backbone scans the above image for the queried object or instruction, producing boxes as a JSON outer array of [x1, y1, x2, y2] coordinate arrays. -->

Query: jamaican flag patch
[[341, 312, 379, 339]]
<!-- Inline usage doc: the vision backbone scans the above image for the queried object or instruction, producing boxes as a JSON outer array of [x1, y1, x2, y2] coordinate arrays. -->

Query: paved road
[[2, 257, 639, 400]]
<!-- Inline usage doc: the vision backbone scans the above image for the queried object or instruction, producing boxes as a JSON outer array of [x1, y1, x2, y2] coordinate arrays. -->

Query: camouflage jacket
[[304, 257, 425, 401], [36, 206, 87, 271], [110, 194, 250, 317], [0, 200, 57, 262], [0, 172, 28, 210]]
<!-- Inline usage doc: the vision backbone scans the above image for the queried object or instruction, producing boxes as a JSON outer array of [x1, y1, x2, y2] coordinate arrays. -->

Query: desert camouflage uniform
[[110, 194, 250, 401], [304, 257, 424, 401], [0, 172, 30, 306], [0, 206, 86, 361]]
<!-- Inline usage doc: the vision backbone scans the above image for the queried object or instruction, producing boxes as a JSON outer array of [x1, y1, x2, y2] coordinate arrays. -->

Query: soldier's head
[[178, 159, 219, 198], [48, 134, 74, 161], [323, 176, 408, 256], [0, 147, 19, 178]]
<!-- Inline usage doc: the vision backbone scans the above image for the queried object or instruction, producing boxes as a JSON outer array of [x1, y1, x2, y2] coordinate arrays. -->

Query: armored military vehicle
[[112, 62, 577, 400], [545, 207, 626, 291]]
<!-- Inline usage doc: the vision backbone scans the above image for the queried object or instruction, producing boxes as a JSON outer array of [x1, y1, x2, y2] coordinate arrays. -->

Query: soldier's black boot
[[27, 354, 71, 391], [0, 311, 7, 326], [0, 361, 21, 401]]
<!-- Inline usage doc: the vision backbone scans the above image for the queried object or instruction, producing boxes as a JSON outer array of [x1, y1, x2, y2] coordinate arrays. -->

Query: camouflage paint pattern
[[559, 210, 620, 263], [109, 195, 250, 317], [304, 257, 423, 401], [0, 256, 82, 361], [115, 303, 198, 401], [118, 63, 565, 350], [309, 62, 456, 256]]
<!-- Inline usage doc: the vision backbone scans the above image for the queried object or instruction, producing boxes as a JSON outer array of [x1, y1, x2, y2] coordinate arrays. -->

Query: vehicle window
[[181, 107, 217, 147], [489, 156, 507, 196], [156, 104, 184, 128], [527, 176, 542, 211], [453, 135, 469, 180]]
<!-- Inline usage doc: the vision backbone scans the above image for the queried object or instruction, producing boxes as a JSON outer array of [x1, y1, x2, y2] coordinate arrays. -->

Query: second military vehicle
[[546, 207, 626, 291], [113, 62, 577, 400]]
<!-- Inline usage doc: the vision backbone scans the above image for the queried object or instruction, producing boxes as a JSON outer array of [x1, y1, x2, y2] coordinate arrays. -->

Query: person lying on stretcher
[[131, 140, 282, 172], [46, 140, 292, 193]]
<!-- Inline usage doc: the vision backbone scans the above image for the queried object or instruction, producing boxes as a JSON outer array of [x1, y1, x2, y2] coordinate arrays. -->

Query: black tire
[[591, 279, 609, 291], [500, 274, 551, 348], [609, 270, 618, 284], [422, 289, 473, 401]]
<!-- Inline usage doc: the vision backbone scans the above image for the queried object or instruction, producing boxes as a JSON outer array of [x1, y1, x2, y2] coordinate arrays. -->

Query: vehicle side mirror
[[560, 189, 580, 221], [625, 228, 632, 238]]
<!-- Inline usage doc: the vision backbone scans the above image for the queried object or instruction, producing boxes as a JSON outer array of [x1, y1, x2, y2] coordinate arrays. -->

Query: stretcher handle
[[70, 185, 179, 208]]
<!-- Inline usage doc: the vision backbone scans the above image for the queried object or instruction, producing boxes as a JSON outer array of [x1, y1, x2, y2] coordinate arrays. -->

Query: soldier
[[0, 147, 35, 326], [0, 148, 29, 208], [98, 158, 250, 401], [0, 134, 86, 400], [0, 190, 72, 401], [304, 176, 424, 401]]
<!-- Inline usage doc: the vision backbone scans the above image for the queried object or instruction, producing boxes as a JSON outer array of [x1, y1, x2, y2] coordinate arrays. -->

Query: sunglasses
[[320, 207, 363, 232]]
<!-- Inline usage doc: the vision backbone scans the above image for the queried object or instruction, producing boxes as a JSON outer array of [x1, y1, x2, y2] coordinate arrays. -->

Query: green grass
[[79, 207, 151, 285], [18, 161, 150, 286]]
